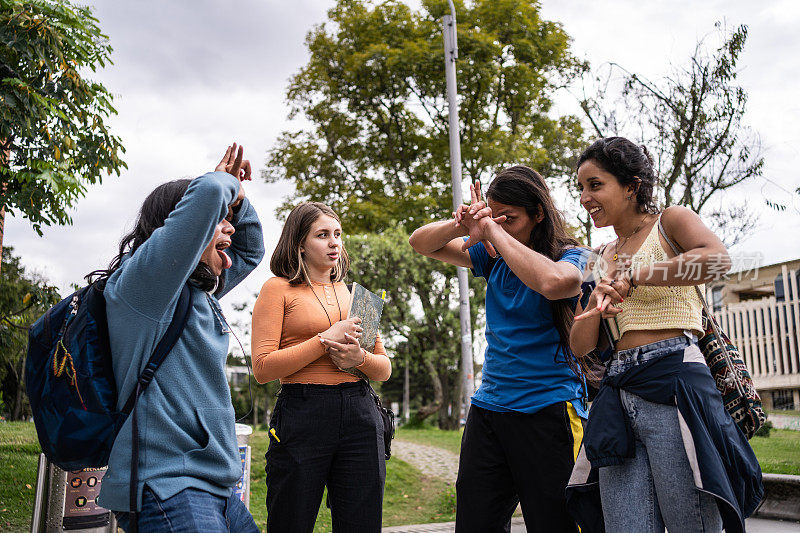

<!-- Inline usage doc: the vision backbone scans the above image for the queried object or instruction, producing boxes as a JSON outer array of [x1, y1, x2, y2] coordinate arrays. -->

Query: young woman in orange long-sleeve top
[[251, 201, 391, 533]]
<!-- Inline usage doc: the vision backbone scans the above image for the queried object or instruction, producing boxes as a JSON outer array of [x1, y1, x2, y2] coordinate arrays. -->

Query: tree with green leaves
[[0, 0, 126, 270], [577, 23, 762, 246], [0, 246, 59, 420], [265, 0, 586, 426]]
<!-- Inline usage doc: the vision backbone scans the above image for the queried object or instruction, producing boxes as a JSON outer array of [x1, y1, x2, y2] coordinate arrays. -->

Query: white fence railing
[[710, 266, 800, 385]]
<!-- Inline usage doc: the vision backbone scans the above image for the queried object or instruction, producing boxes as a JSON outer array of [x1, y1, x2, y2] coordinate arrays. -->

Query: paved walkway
[[383, 517, 527, 532], [388, 439, 799, 533], [383, 517, 798, 532], [392, 440, 459, 483]]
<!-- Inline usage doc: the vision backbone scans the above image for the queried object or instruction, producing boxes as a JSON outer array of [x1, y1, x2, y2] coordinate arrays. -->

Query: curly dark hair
[[577, 137, 660, 214]]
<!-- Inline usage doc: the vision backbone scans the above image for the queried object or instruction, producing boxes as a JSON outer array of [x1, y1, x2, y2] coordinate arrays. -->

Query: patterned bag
[[657, 219, 765, 439], [696, 310, 766, 438]]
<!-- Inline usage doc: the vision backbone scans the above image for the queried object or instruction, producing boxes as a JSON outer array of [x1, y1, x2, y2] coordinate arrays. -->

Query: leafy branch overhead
[[265, 0, 586, 235], [0, 0, 126, 234], [578, 23, 762, 246]]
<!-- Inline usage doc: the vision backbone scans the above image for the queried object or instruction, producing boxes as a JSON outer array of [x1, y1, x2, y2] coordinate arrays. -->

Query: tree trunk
[[438, 365, 463, 430], [0, 207, 5, 275], [582, 213, 593, 247], [253, 391, 259, 427], [414, 358, 443, 420], [1, 142, 8, 276], [437, 369, 451, 429], [11, 354, 25, 420]]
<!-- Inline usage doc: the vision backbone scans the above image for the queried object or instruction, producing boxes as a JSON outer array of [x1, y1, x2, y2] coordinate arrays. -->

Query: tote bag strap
[[656, 215, 747, 397]]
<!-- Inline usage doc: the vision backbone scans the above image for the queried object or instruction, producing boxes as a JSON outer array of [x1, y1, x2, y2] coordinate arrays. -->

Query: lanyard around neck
[[310, 283, 343, 327]]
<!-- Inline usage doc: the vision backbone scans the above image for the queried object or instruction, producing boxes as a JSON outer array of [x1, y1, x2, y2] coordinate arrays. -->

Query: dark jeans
[[265, 381, 385, 533], [114, 486, 259, 532], [455, 403, 582, 533]]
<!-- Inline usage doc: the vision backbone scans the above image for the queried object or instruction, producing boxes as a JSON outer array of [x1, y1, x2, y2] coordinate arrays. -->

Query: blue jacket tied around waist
[[565, 347, 763, 533], [97, 172, 265, 512]]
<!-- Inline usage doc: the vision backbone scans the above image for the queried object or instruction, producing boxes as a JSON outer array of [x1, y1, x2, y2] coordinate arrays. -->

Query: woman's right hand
[[216, 143, 252, 207], [320, 316, 363, 344]]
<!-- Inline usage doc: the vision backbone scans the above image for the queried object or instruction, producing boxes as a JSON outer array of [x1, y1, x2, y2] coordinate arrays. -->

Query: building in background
[[706, 258, 800, 412]]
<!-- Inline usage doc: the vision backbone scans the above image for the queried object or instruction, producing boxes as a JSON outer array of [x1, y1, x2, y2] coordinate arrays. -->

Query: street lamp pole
[[442, 1, 474, 419]]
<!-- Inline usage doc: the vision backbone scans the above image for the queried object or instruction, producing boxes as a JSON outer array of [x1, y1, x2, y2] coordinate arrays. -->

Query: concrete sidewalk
[[382, 516, 800, 532]]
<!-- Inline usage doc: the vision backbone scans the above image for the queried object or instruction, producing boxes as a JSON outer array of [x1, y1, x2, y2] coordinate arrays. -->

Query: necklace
[[309, 282, 343, 327], [612, 215, 648, 262]]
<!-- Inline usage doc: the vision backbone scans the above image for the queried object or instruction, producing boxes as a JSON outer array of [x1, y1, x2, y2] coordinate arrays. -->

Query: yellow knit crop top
[[596, 219, 703, 336]]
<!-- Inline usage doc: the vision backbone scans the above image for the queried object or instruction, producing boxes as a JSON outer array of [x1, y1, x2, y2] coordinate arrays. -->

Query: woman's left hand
[[322, 333, 366, 369]]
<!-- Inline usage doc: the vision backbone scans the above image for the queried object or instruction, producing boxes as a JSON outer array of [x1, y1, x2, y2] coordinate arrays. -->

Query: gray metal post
[[403, 353, 410, 421], [443, 2, 475, 419]]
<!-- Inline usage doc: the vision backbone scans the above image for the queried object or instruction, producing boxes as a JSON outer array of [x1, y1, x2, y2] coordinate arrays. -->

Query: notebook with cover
[[346, 282, 385, 352]]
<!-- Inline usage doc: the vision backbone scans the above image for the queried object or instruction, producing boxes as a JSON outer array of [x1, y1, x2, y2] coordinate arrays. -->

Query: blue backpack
[[25, 281, 192, 470]]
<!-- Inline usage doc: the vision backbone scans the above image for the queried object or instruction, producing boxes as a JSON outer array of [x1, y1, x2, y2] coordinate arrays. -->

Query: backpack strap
[[126, 283, 193, 522]]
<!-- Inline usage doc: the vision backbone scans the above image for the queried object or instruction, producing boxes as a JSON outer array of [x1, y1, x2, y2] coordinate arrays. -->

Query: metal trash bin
[[234, 423, 253, 509], [30, 454, 116, 533]]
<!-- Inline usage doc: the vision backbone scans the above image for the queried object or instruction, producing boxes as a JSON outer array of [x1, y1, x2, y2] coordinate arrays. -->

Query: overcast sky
[[6, 0, 800, 338]]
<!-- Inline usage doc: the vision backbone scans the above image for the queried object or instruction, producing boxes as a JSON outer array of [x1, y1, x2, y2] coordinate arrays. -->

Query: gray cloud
[[88, 0, 330, 92]]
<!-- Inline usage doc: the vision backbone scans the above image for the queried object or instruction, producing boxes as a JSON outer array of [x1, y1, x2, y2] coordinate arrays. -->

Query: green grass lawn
[[749, 429, 800, 475], [0, 423, 41, 531], [0, 423, 455, 532], [3, 421, 798, 531]]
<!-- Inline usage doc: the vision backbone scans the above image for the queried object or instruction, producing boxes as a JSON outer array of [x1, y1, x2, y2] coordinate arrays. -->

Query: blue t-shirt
[[468, 242, 589, 418]]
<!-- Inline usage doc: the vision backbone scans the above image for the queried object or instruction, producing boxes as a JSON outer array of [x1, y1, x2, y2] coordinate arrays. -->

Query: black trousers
[[455, 403, 583, 533], [265, 381, 385, 533]]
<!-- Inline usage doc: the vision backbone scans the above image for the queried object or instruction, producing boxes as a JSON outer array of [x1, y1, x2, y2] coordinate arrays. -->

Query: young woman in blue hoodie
[[94, 144, 265, 532]]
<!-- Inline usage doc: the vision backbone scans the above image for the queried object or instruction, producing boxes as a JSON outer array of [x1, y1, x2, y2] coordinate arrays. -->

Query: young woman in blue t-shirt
[[409, 165, 587, 533]]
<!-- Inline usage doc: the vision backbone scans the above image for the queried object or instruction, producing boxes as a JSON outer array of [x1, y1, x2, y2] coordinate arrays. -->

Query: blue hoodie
[[97, 171, 265, 511]]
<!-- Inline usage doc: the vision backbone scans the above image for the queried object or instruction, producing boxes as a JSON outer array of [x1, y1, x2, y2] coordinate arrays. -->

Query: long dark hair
[[87, 178, 220, 292], [270, 202, 350, 285], [486, 165, 583, 370], [576, 137, 660, 214]]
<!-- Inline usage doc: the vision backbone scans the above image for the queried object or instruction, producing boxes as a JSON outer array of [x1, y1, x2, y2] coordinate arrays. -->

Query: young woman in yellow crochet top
[[566, 137, 763, 533]]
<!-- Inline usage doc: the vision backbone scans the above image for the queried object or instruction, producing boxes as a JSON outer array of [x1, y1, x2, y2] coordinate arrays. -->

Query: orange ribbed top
[[251, 276, 391, 384]]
